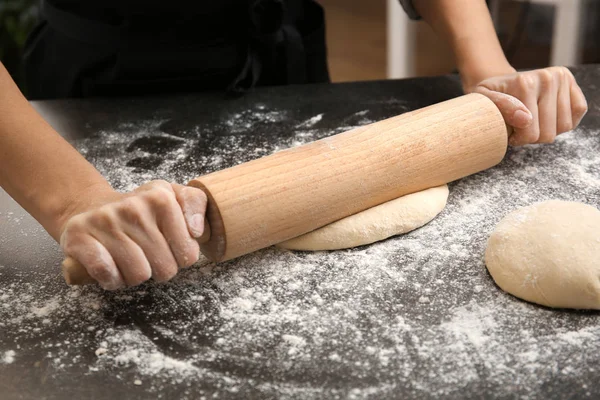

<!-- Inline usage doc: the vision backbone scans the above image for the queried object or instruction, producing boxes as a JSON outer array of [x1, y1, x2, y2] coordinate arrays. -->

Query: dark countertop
[[1, 66, 600, 399]]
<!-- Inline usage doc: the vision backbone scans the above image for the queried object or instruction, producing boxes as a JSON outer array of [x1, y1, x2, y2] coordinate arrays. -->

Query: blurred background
[[323, 0, 597, 81], [1, 0, 598, 94]]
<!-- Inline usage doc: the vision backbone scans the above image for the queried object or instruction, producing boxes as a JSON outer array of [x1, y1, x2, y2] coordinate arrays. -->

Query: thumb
[[171, 183, 208, 239], [474, 86, 533, 130]]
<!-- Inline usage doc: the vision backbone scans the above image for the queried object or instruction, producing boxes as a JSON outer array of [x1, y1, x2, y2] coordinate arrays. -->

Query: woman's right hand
[[59, 180, 207, 290]]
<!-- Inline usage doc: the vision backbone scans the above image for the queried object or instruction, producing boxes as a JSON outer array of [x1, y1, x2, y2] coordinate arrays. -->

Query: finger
[[556, 70, 573, 134], [128, 228, 179, 282], [116, 200, 179, 282], [172, 183, 208, 238], [96, 230, 153, 287], [134, 179, 174, 195], [61, 233, 125, 290], [512, 99, 540, 146], [146, 188, 201, 269], [81, 205, 153, 286], [568, 75, 588, 128], [536, 73, 558, 143], [474, 86, 533, 129]]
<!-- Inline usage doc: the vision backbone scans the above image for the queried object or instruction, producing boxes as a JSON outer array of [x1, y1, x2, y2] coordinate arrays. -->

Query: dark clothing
[[24, 0, 330, 99]]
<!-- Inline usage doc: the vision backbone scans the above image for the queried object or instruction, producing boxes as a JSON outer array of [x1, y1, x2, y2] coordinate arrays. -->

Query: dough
[[485, 200, 600, 309], [277, 185, 449, 251]]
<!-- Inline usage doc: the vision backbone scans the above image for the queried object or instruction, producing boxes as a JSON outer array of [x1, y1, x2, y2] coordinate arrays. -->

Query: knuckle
[[559, 66, 575, 80], [538, 69, 554, 87], [147, 187, 176, 210], [517, 74, 536, 90], [551, 66, 567, 78], [63, 214, 88, 234], [116, 198, 146, 226], [61, 219, 86, 246], [118, 196, 141, 212], [148, 180, 173, 191], [575, 103, 588, 118], [87, 208, 117, 232]]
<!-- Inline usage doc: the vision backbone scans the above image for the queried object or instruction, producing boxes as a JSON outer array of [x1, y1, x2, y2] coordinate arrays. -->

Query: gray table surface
[[1, 66, 599, 399]]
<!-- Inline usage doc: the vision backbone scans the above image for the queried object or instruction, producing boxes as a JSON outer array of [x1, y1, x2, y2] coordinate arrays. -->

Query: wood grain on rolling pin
[[190, 93, 508, 262]]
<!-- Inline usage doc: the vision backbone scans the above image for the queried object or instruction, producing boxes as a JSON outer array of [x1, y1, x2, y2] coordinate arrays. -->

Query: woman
[[0, 0, 588, 289]]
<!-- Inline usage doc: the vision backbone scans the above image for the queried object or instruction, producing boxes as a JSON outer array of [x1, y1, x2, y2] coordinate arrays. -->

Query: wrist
[[47, 182, 121, 241], [459, 59, 516, 93]]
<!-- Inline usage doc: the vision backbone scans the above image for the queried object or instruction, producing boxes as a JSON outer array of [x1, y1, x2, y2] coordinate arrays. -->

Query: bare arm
[[0, 62, 117, 240], [0, 62, 206, 289], [412, 0, 588, 145], [412, 0, 514, 89]]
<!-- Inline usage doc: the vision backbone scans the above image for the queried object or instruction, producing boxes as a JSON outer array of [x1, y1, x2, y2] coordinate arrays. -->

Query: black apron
[[23, 0, 330, 99]]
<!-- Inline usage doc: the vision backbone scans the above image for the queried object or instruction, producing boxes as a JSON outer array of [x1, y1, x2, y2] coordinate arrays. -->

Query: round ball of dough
[[277, 185, 448, 251], [485, 200, 600, 309]]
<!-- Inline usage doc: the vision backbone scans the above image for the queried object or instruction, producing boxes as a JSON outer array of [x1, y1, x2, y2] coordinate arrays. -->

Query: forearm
[[412, 0, 515, 90], [0, 63, 116, 240]]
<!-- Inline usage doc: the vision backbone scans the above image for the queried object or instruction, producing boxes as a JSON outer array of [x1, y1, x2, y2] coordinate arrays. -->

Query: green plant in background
[[0, 0, 39, 93]]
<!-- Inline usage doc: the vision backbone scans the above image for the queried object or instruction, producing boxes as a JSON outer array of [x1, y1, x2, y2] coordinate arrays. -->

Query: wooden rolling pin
[[62, 93, 508, 284]]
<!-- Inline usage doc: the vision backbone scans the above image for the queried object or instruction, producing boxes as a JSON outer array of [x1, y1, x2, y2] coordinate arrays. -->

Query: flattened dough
[[485, 200, 600, 309], [277, 185, 449, 251]]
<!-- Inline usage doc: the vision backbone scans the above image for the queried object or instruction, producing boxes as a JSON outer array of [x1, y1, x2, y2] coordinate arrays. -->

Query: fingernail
[[189, 213, 205, 238]]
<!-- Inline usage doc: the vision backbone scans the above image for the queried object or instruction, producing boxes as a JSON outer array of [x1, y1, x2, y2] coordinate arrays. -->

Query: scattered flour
[[295, 113, 324, 128], [2, 350, 15, 364], [1, 102, 599, 398]]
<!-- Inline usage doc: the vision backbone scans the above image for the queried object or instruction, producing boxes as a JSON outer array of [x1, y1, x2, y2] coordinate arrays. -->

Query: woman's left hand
[[467, 67, 588, 146]]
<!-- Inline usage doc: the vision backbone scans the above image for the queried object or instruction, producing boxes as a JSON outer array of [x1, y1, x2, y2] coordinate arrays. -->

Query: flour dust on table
[[73, 106, 379, 193], [1, 102, 600, 399]]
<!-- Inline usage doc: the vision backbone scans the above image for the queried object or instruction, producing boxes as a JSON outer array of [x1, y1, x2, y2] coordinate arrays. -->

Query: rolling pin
[[62, 93, 508, 285]]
